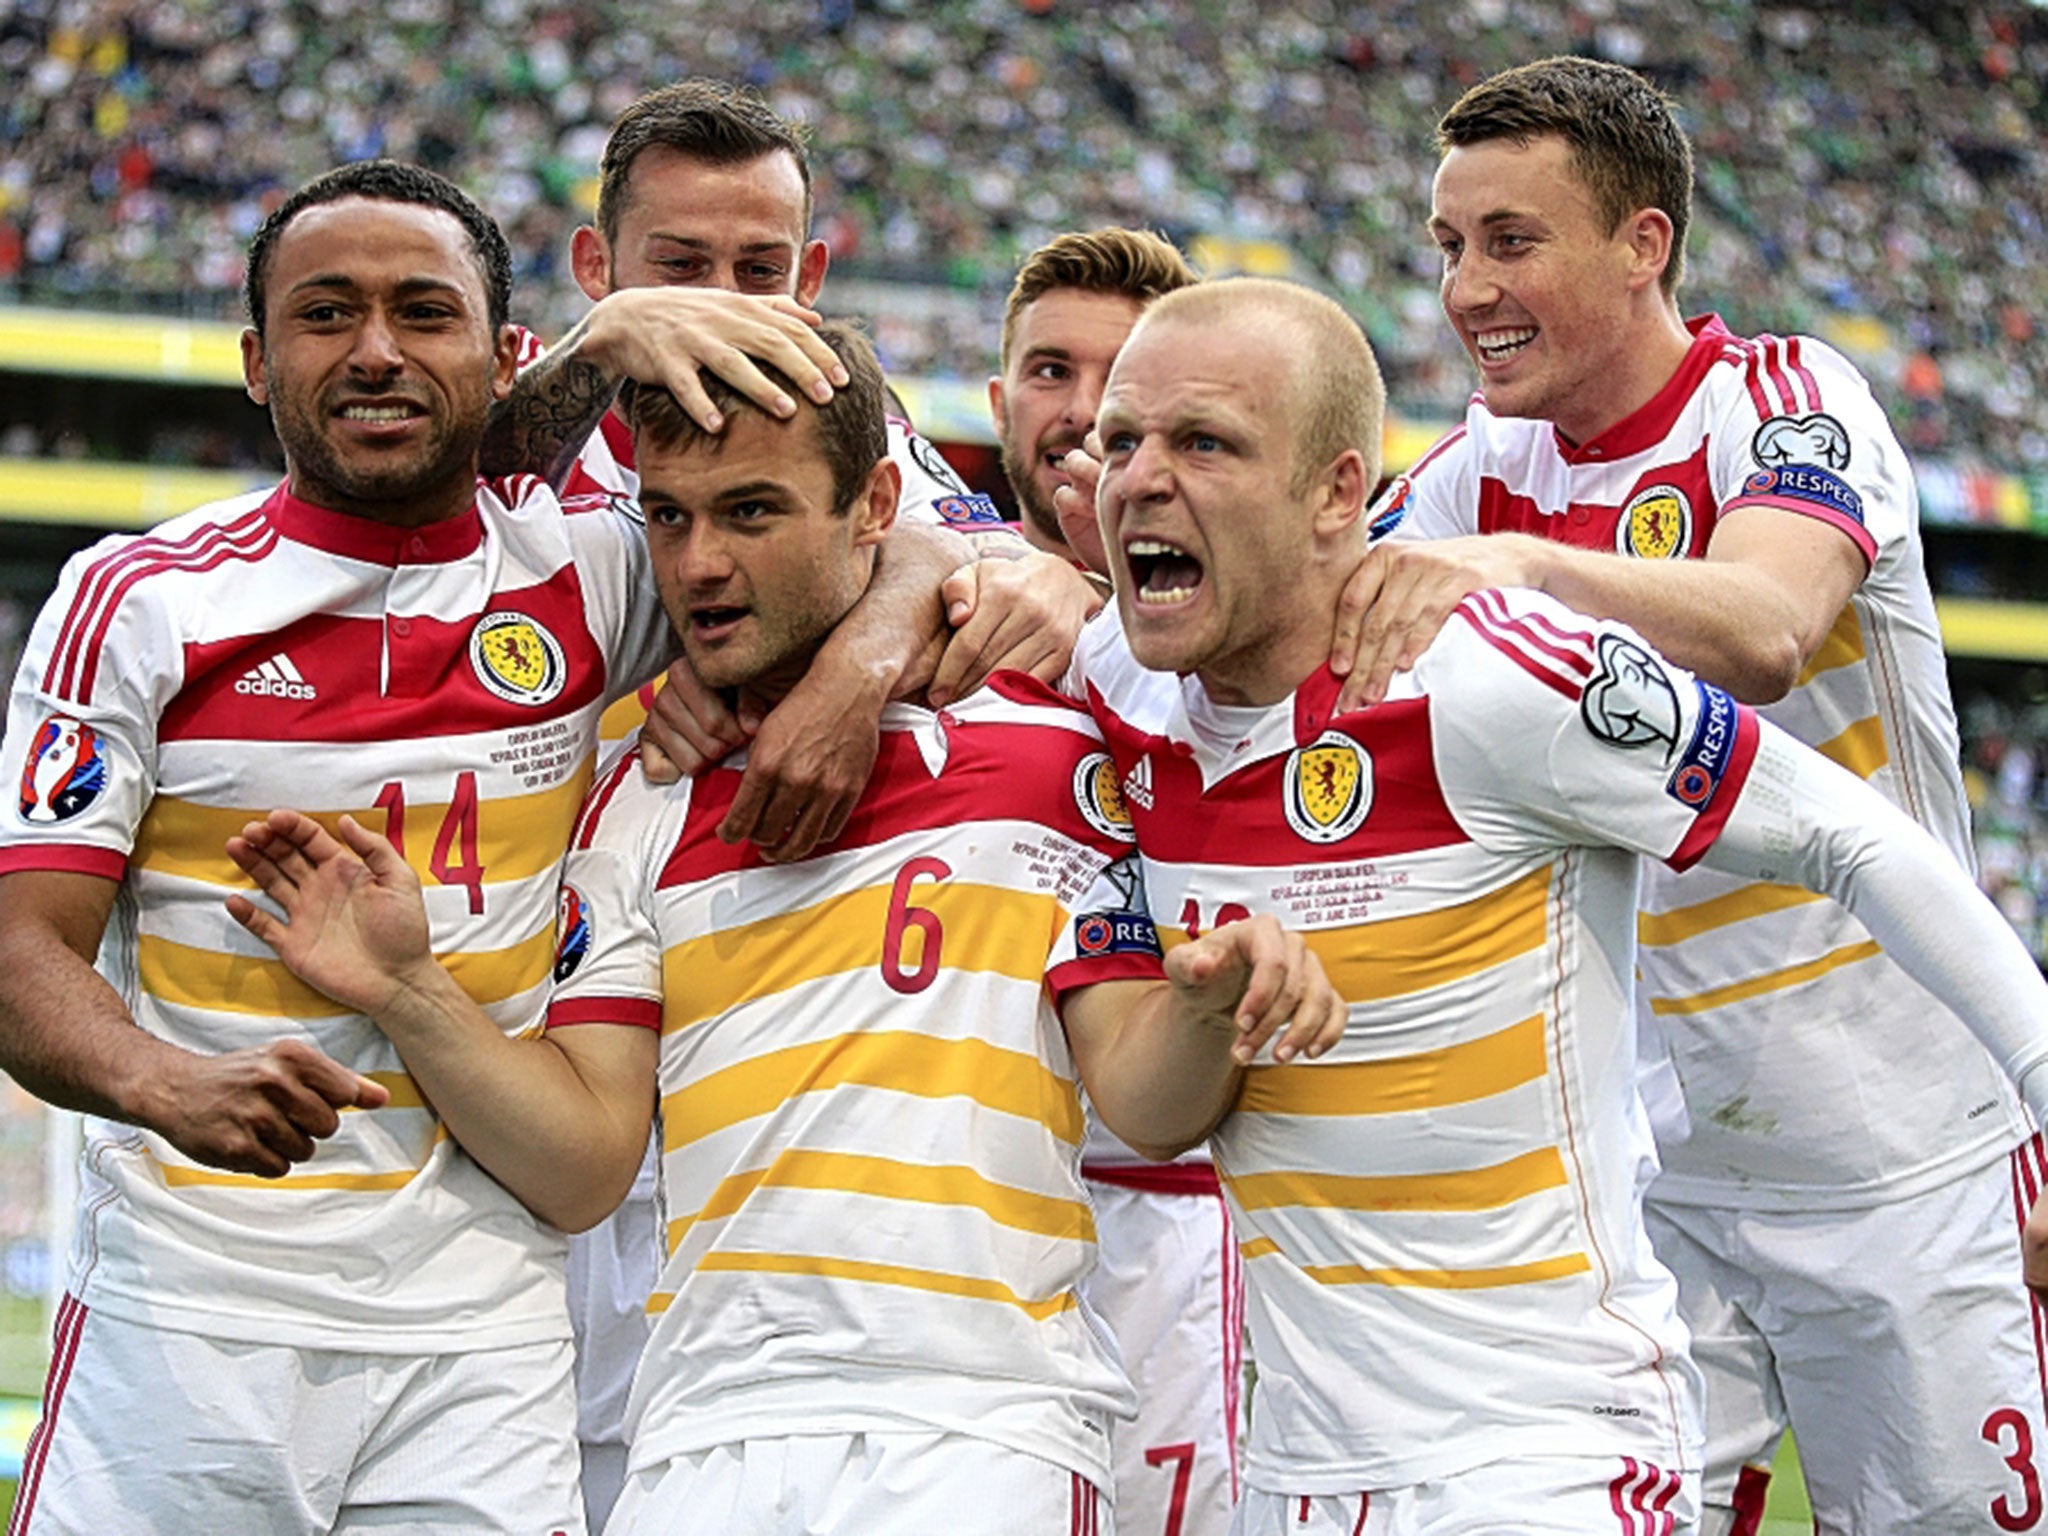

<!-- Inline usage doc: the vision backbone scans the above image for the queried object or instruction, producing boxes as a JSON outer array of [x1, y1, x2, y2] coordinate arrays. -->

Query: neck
[[286, 468, 479, 529], [1554, 302, 1695, 446]]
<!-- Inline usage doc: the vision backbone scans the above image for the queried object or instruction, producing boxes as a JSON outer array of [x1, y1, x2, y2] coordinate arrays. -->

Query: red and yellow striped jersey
[[0, 480, 673, 1349], [548, 674, 1158, 1484]]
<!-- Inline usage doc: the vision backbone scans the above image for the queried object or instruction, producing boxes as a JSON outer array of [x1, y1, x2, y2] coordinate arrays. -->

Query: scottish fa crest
[[1283, 730, 1372, 843], [470, 611, 567, 706]]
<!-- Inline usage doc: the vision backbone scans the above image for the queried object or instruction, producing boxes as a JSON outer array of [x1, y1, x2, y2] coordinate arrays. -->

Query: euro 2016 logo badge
[[554, 885, 592, 982], [470, 611, 567, 707], [18, 715, 108, 824], [1073, 752, 1136, 842], [1283, 731, 1373, 844], [1616, 484, 1692, 560]]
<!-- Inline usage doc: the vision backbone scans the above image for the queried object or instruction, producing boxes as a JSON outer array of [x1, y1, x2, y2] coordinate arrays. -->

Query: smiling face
[[574, 146, 828, 305], [989, 287, 1144, 559], [1431, 133, 1676, 446], [240, 196, 515, 527], [637, 408, 893, 700], [1096, 310, 1343, 704]]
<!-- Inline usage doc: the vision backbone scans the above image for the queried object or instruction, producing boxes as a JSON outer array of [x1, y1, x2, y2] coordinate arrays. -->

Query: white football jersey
[[0, 480, 673, 1349], [1389, 316, 2023, 1208], [1072, 595, 1712, 1490], [548, 675, 1154, 1485]]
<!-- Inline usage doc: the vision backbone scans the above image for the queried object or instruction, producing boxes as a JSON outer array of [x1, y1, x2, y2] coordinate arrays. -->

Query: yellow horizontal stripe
[[1226, 1147, 1566, 1214], [668, 1148, 1094, 1250], [1795, 604, 1865, 688], [1636, 881, 1823, 947], [1237, 1235, 1589, 1287], [1814, 714, 1889, 780], [599, 689, 653, 742], [1649, 938, 1883, 1017], [130, 766, 594, 888], [661, 880, 1058, 1030], [358, 1071, 424, 1110], [150, 1125, 448, 1190], [138, 926, 555, 1019], [1298, 1253, 1592, 1289], [1306, 866, 1550, 1003], [664, 1032, 1083, 1151], [672, 1251, 1077, 1320], [1237, 1013, 1546, 1118]]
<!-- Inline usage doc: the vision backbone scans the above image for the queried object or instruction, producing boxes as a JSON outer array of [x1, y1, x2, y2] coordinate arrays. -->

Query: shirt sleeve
[[546, 743, 676, 1032], [1385, 420, 1481, 542], [0, 535, 172, 879], [1420, 586, 1759, 870], [554, 486, 679, 705], [886, 419, 1028, 550], [1707, 333, 1913, 571]]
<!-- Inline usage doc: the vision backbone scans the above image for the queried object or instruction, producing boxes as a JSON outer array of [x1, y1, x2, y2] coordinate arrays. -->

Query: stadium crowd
[[2, 0, 2044, 468]]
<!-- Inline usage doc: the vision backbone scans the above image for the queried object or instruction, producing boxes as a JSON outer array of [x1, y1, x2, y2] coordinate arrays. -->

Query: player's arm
[[1061, 916, 1347, 1160], [0, 869, 388, 1176], [225, 811, 654, 1231], [1704, 726, 2048, 1118], [479, 289, 851, 484], [1331, 511, 1864, 710]]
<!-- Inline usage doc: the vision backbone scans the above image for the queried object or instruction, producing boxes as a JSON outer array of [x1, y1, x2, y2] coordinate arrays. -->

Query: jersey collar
[[263, 480, 486, 565], [1552, 314, 1733, 465]]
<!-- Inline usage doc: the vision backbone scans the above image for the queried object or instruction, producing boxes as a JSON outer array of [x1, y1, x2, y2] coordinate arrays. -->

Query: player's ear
[[987, 375, 1007, 438], [571, 226, 613, 302], [851, 458, 900, 548], [1623, 208, 1675, 295], [490, 323, 520, 401], [1310, 449, 1369, 539], [241, 328, 269, 406], [795, 240, 830, 308]]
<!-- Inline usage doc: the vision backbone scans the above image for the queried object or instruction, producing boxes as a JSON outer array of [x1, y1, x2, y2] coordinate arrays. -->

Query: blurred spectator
[[0, 1, 2044, 468]]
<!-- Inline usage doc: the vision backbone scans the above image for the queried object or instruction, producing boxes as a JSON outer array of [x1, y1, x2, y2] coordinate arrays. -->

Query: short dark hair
[[1437, 57, 1693, 295], [243, 160, 513, 337], [1000, 228, 1199, 369], [597, 80, 813, 245], [625, 322, 886, 515]]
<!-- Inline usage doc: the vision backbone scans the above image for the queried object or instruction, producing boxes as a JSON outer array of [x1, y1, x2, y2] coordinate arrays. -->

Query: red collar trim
[[264, 482, 485, 565]]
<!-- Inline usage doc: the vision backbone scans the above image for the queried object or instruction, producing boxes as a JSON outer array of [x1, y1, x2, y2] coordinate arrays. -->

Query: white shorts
[[1083, 1166, 1245, 1536], [1233, 1456, 1698, 1535], [1646, 1133, 2048, 1536], [10, 1295, 584, 1535], [605, 1430, 1110, 1536]]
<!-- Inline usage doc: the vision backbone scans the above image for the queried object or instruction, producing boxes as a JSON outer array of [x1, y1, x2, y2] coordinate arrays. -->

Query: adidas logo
[[234, 653, 317, 701], [1122, 753, 1155, 812]]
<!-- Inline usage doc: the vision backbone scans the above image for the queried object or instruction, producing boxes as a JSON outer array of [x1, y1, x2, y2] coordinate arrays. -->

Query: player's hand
[[226, 810, 434, 1018], [1329, 533, 1543, 712], [147, 1038, 389, 1178], [585, 288, 848, 431], [1052, 434, 1109, 573], [1166, 914, 1347, 1065], [638, 660, 757, 786], [930, 550, 1100, 707], [2026, 1186, 2048, 1302], [718, 667, 886, 863]]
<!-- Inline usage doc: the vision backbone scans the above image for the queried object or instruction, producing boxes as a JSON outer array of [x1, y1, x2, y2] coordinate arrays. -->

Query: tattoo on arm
[[477, 320, 620, 485]]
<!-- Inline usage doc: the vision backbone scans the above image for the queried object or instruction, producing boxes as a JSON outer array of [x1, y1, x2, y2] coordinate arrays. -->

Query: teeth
[[1136, 585, 1198, 606], [1476, 328, 1536, 360], [1128, 538, 1189, 558], [342, 405, 414, 421]]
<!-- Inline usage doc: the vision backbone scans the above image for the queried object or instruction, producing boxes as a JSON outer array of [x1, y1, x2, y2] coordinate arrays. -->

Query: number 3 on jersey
[[373, 773, 488, 915], [882, 856, 951, 994]]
